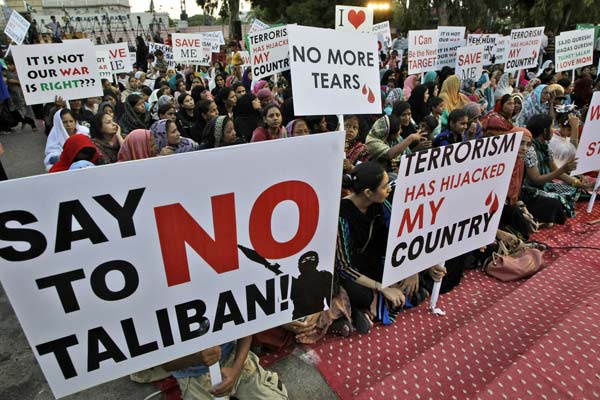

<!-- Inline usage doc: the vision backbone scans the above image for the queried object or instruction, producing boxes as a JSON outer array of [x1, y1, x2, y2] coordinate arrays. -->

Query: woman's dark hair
[[526, 114, 553, 138], [262, 103, 281, 118], [89, 112, 109, 139], [201, 116, 233, 148], [197, 99, 216, 120], [217, 87, 234, 105], [388, 115, 401, 140], [428, 96, 444, 111], [126, 93, 143, 108], [214, 73, 226, 85], [557, 78, 571, 90], [165, 119, 176, 133], [232, 82, 245, 92], [178, 93, 192, 108], [103, 90, 117, 102], [421, 115, 438, 131], [305, 115, 325, 133], [158, 102, 175, 117], [341, 161, 386, 193], [191, 85, 205, 103], [408, 85, 429, 124], [59, 108, 75, 122], [448, 109, 467, 124]]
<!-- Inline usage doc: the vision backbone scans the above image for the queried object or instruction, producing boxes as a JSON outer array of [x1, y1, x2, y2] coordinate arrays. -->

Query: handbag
[[484, 240, 544, 282]]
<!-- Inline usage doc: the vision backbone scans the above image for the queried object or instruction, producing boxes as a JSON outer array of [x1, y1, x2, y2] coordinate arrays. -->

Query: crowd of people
[[1, 28, 600, 399]]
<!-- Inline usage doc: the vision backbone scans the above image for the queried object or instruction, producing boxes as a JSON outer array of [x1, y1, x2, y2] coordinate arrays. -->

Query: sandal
[[351, 307, 372, 334], [329, 317, 353, 337]]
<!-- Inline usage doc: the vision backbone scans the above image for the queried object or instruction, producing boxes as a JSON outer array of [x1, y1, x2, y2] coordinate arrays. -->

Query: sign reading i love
[[335, 5, 373, 34]]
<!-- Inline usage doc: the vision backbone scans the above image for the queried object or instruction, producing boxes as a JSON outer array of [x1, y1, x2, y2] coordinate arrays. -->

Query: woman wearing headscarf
[[216, 87, 237, 118], [475, 72, 494, 113], [176, 93, 196, 140], [286, 119, 311, 137], [517, 84, 550, 127], [119, 94, 148, 135], [90, 112, 124, 164], [423, 71, 437, 85], [494, 72, 514, 101], [210, 73, 226, 97], [200, 115, 242, 149], [463, 102, 484, 141], [241, 67, 252, 92], [252, 80, 268, 96], [481, 94, 515, 136], [117, 129, 158, 162], [97, 101, 115, 117], [49, 134, 99, 173], [402, 75, 419, 100], [407, 85, 430, 125], [383, 88, 403, 116], [251, 104, 287, 142], [44, 109, 90, 171], [150, 119, 200, 155], [439, 75, 470, 112], [192, 99, 219, 143], [510, 93, 524, 124]]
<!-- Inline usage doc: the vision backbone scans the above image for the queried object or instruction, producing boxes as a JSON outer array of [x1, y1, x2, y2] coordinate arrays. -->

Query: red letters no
[[250, 181, 319, 259], [154, 194, 238, 286]]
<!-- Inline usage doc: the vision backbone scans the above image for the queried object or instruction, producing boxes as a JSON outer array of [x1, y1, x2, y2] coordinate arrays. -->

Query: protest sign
[[0, 132, 345, 398], [467, 34, 500, 65], [95, 50, 112, 79], [4, 9, 30, 45], [504, 26, 544, 72], [372, 21, 392, 50], [455, 45, 484, 82], [238, 50, 251, 69], [148, 42, 176, 68], [335, 5, 373, 34], [95, 43, 133, 74], [437, 26, 466, 68], [408, 29, 439, 74], [494, 35, 510, 65], [201, 32, 222, 53], [248, 18, 270, 34], [571, 92, 600, 175], [11, 40, 102, 105], [382, 133, 521, 286], [248, 25, 289, 80], [172, 33, 211, 65], [203, 30, 225, 46], [555, 29, 594, 72], [288, 24, 381, 116]]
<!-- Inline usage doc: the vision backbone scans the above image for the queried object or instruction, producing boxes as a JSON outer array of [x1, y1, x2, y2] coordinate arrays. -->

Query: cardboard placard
[[555, 29, 594, 72], [11, 40, 103, 105], [0, 133, 345, 398], [571, 92, 600, 175], [494, 35, 510, 65], [455, 45, 484, 82], [372, 21, 392, 51], [437, 26, 466, 68], [172, 33, 212, 65], [408, 29, 439, 74], [4, 9, 30, 45], [334, 5, 373, 34], [95, 50, 112, 79], [288, 24, 381, 116], [504, 27, 544, 73], [466, 34, 500, 65], [248, 25, 290, 80], [382, 133, 521, 286], [148, 42, 176, 69]]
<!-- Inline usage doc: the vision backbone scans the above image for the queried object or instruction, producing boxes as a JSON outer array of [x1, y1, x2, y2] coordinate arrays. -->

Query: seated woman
[[481, 94, 515, 136], [150, 119, 200, 156], [200, 116, 243, 149], [549, 112, 579, 169], [192, 99, 219, 143], [337, 162, 440, 333], [49, 134, 99, 173], [176, 93, 196, 140], [365, 114, 425, 172], [119, 93, 148, 135], [432, 109, 468, 147], [117, 129, 158, 162], [522, 114, 592, 222], [90, 112, 124, 164], [251, 104, 287, 142], [216, 87, 237, 118], [286, 119, 310, 137], [234, 93, 262, 142], [157, 102, 177, 123], [44, 109, 90, 171]]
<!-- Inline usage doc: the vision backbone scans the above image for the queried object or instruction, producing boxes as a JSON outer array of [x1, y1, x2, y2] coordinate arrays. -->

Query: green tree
[[196, 0, 241, 39]]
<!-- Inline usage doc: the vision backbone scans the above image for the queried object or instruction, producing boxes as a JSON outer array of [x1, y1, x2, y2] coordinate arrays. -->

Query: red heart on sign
[[348, 10, 366, 30]]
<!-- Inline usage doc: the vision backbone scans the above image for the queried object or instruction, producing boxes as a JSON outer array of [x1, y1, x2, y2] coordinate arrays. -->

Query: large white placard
[[4, 9, 30, 45], [248, 18, 270, 34], [288, 24, 381, 116], [95, 43, 133, 74], [494, 35, 510, 65], [172, 33, 211, 65], [555, 29, 594, 72], [248, 25, 289, 80], [504, 27, 544, 72], [571, 92, 600, 175], [95, 50, 112, 79], [334, 5, 373, 33], [467, 34, 500, 65], [382, 133, 521, 286], [408, 29, 439, 74], [148, 42, 176, 69], [372, 21, 392, 50], [11, 40, 103, 105], [0, 133, 345, 398], [455, 45, 484, 82], [437, 26, 466, 68], [203, 30, 225, 46]]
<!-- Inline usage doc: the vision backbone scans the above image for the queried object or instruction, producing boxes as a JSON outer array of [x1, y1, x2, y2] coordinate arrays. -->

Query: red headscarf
[[49, 134, 98, 173], [507, 127, 533, 205]]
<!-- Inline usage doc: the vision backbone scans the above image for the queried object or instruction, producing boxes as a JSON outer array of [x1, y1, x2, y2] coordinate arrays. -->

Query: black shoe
[[351, 307, 371, 334]]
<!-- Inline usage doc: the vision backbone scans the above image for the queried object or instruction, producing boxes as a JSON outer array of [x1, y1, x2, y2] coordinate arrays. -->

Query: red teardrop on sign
[[362, 84, 367, 95], [367, 88, 375, 103], [485, 191, 493, 206]]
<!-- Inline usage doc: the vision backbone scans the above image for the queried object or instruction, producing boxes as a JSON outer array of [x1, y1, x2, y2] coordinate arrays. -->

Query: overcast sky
[[129, 0, 251, 20]]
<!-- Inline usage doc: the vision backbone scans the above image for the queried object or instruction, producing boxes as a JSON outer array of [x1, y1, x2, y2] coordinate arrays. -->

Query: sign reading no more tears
[[0, 133, 345, 398]]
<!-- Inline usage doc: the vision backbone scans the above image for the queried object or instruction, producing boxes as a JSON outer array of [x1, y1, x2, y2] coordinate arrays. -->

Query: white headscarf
[[44, 109, 90, 171], [494, 72, 513, 100]]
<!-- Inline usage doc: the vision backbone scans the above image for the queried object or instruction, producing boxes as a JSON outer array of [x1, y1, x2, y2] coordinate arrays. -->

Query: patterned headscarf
[[150, 119, 199, 154], [517, 84, 548, 126]]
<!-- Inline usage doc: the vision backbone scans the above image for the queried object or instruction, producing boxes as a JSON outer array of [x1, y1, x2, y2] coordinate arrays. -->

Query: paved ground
[[0, 124, 337, 400]]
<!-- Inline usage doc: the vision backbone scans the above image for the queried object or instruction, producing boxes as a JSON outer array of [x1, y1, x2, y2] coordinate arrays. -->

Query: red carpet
[[262, 202, 600, 399]]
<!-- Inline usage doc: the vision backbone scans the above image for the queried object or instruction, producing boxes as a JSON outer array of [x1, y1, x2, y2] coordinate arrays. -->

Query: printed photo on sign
[[0, 133, 345, 398], [408, 29, 439, 74], [4, 9, 30, 45], [455, 46, 484, 82], [149, 42, 176, 69], [382, 133, 522, 286], [437, 26, 466, 68], [335, 5, 373, 34], [555, 29, 594, 72], [504, 26, 544, 72], [571, 92, 600, 176], [288, 24, 381, 116], [248, 25, 289, 80], [95, 43, 133, 74], [11, 39, 103, 105]]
